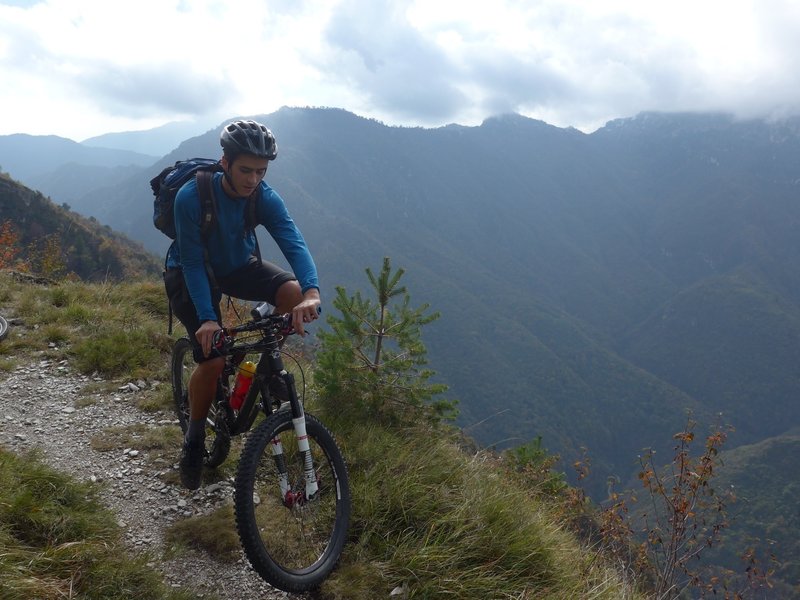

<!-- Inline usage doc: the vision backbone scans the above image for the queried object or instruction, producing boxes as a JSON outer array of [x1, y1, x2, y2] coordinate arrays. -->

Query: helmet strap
[[221, 157, 244, 198]]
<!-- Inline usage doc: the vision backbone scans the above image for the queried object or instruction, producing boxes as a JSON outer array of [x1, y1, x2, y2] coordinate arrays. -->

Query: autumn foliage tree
[[597, 415, 774, 599], [32, 233, 66, 279], [0, 219, 22, 269]]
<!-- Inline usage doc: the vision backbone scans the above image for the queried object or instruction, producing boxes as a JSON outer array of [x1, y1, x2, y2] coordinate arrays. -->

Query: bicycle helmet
[[220, 120, 278, 160]]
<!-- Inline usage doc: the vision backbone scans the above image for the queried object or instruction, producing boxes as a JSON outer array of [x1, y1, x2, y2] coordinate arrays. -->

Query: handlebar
[[211, 302, 321, 355]]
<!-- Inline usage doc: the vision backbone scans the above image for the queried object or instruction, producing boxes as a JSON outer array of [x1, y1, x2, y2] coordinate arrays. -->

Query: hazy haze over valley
[[2, 0, 800, 591], [3, 106, 800, 593]]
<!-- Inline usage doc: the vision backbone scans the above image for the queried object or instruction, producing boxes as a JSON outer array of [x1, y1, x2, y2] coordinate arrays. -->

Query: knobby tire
[[0, 315, 7, 341], [234, 411, 351, 593]]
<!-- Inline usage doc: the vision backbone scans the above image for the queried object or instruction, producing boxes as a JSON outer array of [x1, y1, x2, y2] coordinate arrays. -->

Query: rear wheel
[[171, 337, 231, 468], [234, 411, 350, 592], [0, 315, 8, 341]]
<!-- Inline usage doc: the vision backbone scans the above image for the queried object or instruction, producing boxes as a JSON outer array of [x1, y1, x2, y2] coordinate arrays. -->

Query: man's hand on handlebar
[[291, 289, 321, 336], [196, 320, 222, 358]]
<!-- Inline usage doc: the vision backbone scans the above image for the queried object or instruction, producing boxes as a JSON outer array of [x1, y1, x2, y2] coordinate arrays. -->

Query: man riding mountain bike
[[163, 119, 321, 490]]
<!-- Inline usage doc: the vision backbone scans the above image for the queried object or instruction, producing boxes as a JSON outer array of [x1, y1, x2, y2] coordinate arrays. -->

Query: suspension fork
[[267, 351, 320, 503]]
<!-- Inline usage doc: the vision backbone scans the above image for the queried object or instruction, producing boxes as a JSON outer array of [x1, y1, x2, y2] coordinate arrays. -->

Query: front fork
[[269, 368, 320, 506]]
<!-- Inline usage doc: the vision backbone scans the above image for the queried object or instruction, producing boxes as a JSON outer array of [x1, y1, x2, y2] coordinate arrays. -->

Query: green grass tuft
[[72, 326, 162, 377], [0, 447, 194, 600], [0, 271, 642, 599], [165, 504, 241, 561], [316, 417, 641, 599]]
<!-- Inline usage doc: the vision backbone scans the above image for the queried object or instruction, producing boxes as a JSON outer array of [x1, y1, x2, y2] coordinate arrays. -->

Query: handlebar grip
[[285, 306, 322, 327]]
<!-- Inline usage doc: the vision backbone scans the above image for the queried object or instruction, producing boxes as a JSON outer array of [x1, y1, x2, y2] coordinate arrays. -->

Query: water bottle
[[230, 361, 256, 410]]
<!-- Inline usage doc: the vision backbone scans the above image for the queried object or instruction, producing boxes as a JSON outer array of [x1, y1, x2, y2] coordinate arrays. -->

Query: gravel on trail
[[0, 355, 306, 600]]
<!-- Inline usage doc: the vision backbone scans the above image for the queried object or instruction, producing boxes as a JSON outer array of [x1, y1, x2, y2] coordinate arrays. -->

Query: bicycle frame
[[172, 300, 349, 591], [214, 303, 319, 501]]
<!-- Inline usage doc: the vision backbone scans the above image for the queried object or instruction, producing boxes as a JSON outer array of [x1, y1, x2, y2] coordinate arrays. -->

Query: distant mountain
[[0, 173, 159, 281], [81, 119, 219, 156], [9, 109, 800, 499], [0, 134, 157, 182], [27, 163, 146, 213], [6, 107, 800, 591]]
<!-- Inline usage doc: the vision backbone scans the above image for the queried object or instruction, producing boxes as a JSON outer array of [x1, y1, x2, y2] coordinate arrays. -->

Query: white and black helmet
[[220, 120, 278, 160]]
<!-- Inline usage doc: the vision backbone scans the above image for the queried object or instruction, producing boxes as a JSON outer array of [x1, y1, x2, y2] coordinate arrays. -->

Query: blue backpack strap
[[245, 190, 262, 262], [195, 170, 219, 291]]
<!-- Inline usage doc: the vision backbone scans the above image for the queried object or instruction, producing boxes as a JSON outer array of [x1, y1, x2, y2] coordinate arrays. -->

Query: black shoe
[[179, 440, 205, 490]]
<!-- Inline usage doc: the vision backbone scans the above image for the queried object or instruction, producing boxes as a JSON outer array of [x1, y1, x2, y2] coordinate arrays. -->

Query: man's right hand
[[195, 320, 222, 358]]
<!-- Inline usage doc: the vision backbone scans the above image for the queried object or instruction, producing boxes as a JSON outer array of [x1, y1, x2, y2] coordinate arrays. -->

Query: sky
[[1, 0, 799, 141]]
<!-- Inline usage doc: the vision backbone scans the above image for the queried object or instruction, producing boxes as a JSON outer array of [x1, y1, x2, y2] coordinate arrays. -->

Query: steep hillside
[[711, 429, 800, 593], [11, 109, 800, 506], [0, 174, 160, 281], [621, 268, 800, 443]]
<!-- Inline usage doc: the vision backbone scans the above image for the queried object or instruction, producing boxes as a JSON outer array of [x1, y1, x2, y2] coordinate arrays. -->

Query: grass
[[0, 272, 197, 599], [0, 447, 195, 600], [3, 275, 173, 380], [317, 416, 641, 600], [164, 504, 242, 561], [0, 271, 644, 599]]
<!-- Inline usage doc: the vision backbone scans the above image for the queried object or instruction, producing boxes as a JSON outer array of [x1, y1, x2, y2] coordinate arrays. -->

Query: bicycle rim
[[234, 412, 350, 593], [171, 338, 194, 432], [0, 315, 8, 341]]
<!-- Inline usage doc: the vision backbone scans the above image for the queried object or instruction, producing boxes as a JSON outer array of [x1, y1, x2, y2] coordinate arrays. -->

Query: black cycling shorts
[[164, 257, 296, 363]]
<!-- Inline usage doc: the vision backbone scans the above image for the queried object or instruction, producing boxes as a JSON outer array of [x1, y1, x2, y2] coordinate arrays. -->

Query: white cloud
[[0, 0, 799, 139]]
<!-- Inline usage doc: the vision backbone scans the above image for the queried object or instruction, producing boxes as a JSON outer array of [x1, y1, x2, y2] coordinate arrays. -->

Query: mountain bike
[[171, 302, 350, 593]]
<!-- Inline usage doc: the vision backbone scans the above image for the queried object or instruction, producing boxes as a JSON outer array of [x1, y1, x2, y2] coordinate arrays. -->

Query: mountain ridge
[[0, 133, 157, 182], [3, 107, 799, 491], [3, 107, 800, 592]]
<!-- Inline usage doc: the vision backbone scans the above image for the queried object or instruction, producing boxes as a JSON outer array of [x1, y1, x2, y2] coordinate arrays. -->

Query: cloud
[[463, 52, 576, 117], [75, 62, 234, 118], [2, 0, 800, 138], [320, 0, 467, 122]]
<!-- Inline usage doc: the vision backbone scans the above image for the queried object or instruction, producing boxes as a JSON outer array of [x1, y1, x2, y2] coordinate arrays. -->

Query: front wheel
[[234, 411, 351, 593], [171, 337, 231, 468]]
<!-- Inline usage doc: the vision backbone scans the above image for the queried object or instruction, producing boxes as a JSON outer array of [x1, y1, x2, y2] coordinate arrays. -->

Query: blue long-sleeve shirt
[[165, 172, 319, 322]]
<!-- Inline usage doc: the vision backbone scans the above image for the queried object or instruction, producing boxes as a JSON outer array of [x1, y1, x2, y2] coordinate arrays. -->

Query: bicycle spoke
[[235, 412, 350, 591], [250, 426, 339, 570]]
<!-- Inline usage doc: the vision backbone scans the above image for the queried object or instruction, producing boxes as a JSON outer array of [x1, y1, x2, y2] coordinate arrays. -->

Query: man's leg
[[216, 264, 313, 406], [180, 356, 224, 489], [274, 279, 304, 314], [187, 356, 225, 434], [179, 356, 224, 490], [164, 268, 226, 490]]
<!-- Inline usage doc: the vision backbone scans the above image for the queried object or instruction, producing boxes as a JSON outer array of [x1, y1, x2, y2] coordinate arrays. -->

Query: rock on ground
[[0, 358, 306, 600]]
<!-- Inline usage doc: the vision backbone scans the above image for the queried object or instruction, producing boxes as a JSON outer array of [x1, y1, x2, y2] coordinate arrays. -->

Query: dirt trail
[[0, 357, 303, 600]]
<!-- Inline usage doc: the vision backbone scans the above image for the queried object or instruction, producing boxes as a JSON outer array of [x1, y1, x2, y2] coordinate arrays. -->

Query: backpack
[[150, 158, 261, 333], [150, 158, 222, 239], [150, 157, 260, 239]]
